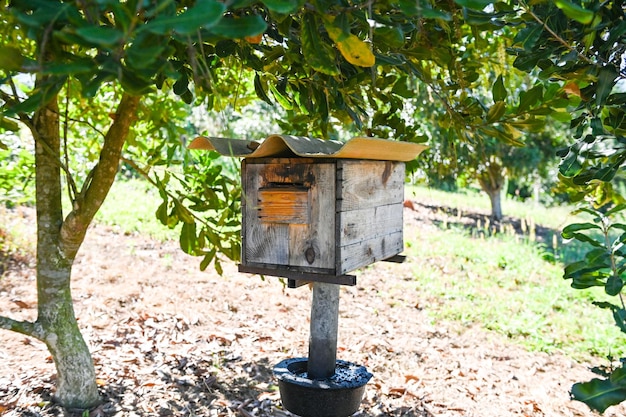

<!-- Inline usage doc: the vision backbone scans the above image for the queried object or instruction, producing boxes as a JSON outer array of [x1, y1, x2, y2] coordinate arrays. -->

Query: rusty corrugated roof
[[188, 135, 427, 162]]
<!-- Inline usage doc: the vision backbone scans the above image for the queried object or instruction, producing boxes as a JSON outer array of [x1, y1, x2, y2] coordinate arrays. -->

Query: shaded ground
[[1, 204, 624, 417]]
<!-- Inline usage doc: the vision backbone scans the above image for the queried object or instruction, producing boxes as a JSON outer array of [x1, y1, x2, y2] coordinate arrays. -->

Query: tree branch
[[59, 94, 140, 260], [0, 315, 46, 341], [522, 2, 626, 79]]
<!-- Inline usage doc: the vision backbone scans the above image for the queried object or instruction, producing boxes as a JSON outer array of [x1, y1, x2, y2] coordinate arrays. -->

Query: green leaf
[[569, 233, 604, 248], [463, 8, 503, 27], [555, 0, 595, 25], [514, 24, 544, 51], [518, 85, 543, 113], [126, 35, 168, 70], [562, 222, 602, 239], [269, 82, 293, 110], [508, 118, 546, 133], [391, 76, 413, 99], [610, 366, 626, 386], [147, 1, 226, 35], [4, 77, 66, 116], [375, 26, 405, 49], [606, 204, 626, 217], [398, 0, 451, 19], [254, 73, 273, 105], [302, 14, 339, 76], [0, 46, 25, 71], [550, 111, 572, 123], [585, 248, 611, 268], [606, 275, 624, 296], [180, 221, 197, 255], [324, 19, 375, 67], [174, 199, 194, 223], [0, 116, 20, 132], [200, 249, 216, 271], [43, 59, 96, 75], [454, 0, 494, 9], [211, 15, 267, 39], [215, 40, 237, 57], [492, 75, 507, 102], [571, 378, 626, 413], [559, 149, 583, 178], [120, 67, 153, 95], [215, 259, 223, 275], [596, 65, 619, 107], [486, 101, 506, 123], [263, 0, 301, 13], [75, 26, 124, 48]]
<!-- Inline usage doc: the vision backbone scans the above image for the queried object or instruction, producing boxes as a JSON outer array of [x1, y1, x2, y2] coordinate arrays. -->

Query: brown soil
[[1, 205, 624, 417]]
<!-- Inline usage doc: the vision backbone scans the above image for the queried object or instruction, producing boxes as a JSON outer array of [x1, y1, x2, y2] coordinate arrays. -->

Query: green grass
[[404, 219, 626, 362], [406, 185, 577, 230], [93, 179, 180, 241]]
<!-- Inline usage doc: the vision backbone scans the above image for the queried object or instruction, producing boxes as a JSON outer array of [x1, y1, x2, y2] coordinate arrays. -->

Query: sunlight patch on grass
[[94, 179, 179, 241], [406, 228, 626, 361], [406, 185, 578, 231]]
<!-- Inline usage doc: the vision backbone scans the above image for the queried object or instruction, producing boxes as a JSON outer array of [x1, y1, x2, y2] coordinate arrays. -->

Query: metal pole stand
[[308, 282, 340, 379], [273, 280, 372, 417]]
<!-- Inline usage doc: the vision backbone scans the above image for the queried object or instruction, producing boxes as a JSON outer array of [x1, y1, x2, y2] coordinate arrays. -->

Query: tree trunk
[[477, 159, 505, 222], [33, 94, 101, 408], [485, 187, 503, 222], [27, 91, 140, 409]]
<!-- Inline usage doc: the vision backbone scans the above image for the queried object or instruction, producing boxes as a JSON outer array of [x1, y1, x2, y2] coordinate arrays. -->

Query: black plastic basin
[[273, 357, 372, 417]]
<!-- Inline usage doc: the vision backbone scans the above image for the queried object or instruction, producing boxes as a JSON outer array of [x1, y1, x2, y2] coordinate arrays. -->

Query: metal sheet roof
[[188, 135, 427, 162]]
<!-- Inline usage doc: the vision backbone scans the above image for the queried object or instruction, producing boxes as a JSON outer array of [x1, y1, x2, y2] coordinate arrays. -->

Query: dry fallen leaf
[[11, 299, 30, 309]]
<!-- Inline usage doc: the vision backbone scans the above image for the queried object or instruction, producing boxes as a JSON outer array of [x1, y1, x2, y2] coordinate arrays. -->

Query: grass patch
[[93, 179, 179, 241], [406, 185, 577, 231], [405, 217, 626, 362]]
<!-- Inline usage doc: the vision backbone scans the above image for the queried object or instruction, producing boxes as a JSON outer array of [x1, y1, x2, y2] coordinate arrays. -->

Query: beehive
[[188, 135, 426, 284]]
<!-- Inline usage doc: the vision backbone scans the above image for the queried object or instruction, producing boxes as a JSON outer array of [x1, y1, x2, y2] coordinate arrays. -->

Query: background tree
[[403, 23, 572, 220], [504, 0, 626, 412]]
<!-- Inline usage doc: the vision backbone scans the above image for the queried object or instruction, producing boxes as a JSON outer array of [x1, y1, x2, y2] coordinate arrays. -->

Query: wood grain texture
[[337, 160, 404, 211], [287, 162, 335, 269], [337, 230, 404, 274], [338, 203, 403, 246], [258, 187, 310, 224]]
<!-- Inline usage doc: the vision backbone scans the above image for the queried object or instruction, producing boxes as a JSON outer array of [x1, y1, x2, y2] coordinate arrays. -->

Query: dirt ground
[[1, 204, 625, 417]]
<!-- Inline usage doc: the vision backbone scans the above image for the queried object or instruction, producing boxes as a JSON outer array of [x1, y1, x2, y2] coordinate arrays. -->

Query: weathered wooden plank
[[337, 160, 404, 211], [288, 163, 335, 269], [258, 187, 310, 224], [244, 223, 290, 265], [242, 161, 291, 265], [337, 230, 404, 275], [338, 203, 403, 247]]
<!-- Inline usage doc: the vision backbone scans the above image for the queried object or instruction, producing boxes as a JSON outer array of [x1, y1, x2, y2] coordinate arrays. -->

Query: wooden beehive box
[[188, 135, 426, 283], [241, 156, 405, 277]]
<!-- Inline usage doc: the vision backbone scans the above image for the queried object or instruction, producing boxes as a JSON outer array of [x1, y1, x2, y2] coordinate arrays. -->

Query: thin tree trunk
[[33, 94, 101, 408], [477, 160, 505, 222], [485, 188, 503, 222]]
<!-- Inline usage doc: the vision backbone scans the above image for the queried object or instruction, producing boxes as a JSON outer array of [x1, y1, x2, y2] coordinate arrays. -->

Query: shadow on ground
[[408, 201, 587, 264]]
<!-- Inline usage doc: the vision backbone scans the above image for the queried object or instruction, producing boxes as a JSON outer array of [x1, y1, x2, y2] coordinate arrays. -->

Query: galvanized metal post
[[308, 282, 340, 380]]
